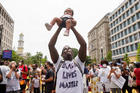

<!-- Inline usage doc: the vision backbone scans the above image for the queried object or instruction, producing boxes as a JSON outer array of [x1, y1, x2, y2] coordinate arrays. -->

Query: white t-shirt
[[98, 67, 111, 83], [33, 78, 40, 88], [6, 71, 20, 92], [62, 14, 72, 18], [55, 56, 84, 93], [0, 65, 10, 84], [110, 67, 121, 88]]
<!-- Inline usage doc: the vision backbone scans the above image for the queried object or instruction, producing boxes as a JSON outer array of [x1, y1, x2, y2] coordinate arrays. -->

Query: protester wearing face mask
[[121, 61, 132, 93], [108, 62, 122, 93], [98, 60, 111, 93]]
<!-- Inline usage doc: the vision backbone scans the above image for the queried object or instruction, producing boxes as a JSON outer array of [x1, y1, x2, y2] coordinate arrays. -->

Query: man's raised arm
[[48, 27, 62, 63], [71, 27, 87, 62]]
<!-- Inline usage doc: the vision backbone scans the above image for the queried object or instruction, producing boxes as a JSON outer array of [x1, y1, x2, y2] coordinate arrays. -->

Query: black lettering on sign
[[61, 63, 76, 70], [62, 70, 77, 79], [59, 81, 79, 88]]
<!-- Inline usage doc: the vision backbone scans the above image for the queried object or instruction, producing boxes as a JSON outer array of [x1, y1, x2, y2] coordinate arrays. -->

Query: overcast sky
[[0, 0, 123, 60]]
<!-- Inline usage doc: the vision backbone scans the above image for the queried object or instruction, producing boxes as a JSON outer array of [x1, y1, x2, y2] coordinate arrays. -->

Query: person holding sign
[[48, 26, 86, 93], [108, 62, 122, 93]]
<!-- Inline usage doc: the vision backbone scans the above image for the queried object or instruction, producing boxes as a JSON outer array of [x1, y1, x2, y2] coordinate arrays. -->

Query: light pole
[[0, 24, 3, 60], [101, 47, 103, 60], [0, 25, 3, 54]]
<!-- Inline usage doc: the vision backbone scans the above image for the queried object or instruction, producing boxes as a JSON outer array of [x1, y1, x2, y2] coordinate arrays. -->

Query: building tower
[[17, 33, 24, 56]]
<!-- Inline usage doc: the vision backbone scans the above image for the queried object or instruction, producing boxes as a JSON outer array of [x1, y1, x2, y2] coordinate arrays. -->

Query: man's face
[[62, 46, 73, 61]]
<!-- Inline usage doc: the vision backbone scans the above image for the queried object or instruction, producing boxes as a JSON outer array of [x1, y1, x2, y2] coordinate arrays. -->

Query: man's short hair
[[61, 45, 71, 55]]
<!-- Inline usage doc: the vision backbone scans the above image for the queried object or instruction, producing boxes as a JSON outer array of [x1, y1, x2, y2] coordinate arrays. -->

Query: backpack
[[0, 68, 3, 83], [53, 59, 83, 90]]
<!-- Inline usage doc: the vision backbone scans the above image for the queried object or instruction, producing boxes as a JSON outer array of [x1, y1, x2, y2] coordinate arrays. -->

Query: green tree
[[72, 48, 78, 58], [41, 56, 47, 65], [24, 52, 32, 65], [106, 50, 112, 62], [85, 56, 92, 66], [31, 52, 43, 65], [123, 53, 130, 65], [136, 43, 140, 62], [11, 50, 24, 62]]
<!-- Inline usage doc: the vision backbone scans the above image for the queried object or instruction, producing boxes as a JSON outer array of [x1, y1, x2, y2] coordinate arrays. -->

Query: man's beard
[[65, 53, 72, 61]]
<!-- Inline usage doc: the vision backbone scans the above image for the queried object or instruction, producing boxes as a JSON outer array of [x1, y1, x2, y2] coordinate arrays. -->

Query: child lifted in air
[[45, 8, 77, 36]]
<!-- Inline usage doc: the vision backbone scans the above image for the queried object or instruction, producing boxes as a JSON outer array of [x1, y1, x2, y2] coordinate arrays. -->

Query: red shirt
[[134, 68, 140, 86], [18, 65, 28, 79]]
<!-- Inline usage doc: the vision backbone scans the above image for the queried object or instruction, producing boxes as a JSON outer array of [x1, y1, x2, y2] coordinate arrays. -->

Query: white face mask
[[112, 66, 116, 69], [103, 64, 107, 67]]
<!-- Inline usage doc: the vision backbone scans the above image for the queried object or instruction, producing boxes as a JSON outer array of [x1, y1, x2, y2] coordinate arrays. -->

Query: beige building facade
[[88, 13, 111, 63], [0, 3, 14, 53], [109, 0, 140, 61]]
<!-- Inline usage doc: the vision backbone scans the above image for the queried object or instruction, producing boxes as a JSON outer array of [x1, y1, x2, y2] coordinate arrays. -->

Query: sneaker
[[64, 30, 69, 36], [45, 23, 52, 31]]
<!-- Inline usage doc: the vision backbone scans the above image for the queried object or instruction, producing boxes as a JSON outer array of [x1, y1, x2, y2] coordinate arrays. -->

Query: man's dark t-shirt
[[45, 69, 54, 90]]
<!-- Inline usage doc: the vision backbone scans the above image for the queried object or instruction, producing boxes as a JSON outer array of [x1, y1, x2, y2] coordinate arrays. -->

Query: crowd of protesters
[[0, 60, 55, 93], [83, 60, 140, 93], [0, 59, 140, 93]]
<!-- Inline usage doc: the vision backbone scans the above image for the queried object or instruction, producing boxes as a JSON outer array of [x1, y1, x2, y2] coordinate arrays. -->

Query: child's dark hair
[[64, 8, 74, 16]]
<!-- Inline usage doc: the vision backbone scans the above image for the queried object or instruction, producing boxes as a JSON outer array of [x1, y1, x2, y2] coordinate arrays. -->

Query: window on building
[[116, 49, 119, 55], [129, 35, 133, 42], [123, 13, 125, 19], [113, 21, 115, 26], [125, 37, 129, 44], [110, 23, 113, 28], [123, 47, 126, 53], [118, 41, 121, 46], [127, 46, 130, 52], [117, 26, 119, 31], [110, 17, 112, 21], [111, 30, 113, 35], [119, 48, 122, 54], [120, 24, 122, 30], [130, 7, 134, 14], [129, 0, 132, 5], [115, 12, 118, 17], [111, 37, 114, 41], [122, 39, 125, 45], [121, 31, 124, 37], [135, 43, 138, 50], [116, 19, 118, 24], [118, 9, 121, 15], [138, 22, 140, 29], [131, 15, 136, 22], [134, 33, 138, 41], [124, 29, 128, 35], [126, 10, 129, 17], [115, 35, 117, 40], [123, 21, 126, 27], [128, 26, 132, 33], [139, 32, 140, 39], [127, 18, 130, 25], [130, 44, 134, 51], [136, 12, 140, 19], [114, 27, 116, 33], [135, 3, 139, 10], [122, 6, 124, 12], [133, 24, 137, 31], [119, 16, 122, 22], [125, 2, 128, 9], [115, 42, 117, 47], [113, 15, 115, 19]]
